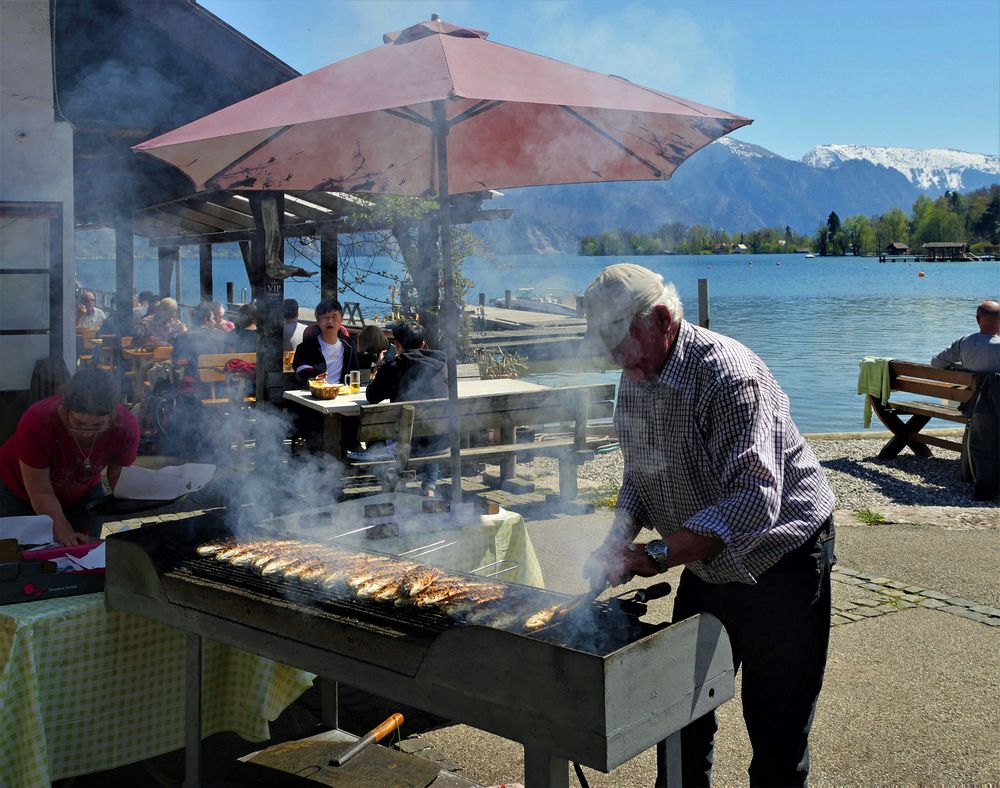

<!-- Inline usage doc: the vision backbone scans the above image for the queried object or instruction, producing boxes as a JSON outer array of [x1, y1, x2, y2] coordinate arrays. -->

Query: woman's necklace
[[72, 433, 99, 472]]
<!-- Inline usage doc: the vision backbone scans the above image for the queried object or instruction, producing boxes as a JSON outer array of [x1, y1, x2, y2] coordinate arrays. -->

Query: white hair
[[639, 283, 684, 323]]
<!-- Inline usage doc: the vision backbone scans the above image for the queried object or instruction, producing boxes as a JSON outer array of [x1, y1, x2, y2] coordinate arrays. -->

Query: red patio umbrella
[[134, 17, 752, 499]]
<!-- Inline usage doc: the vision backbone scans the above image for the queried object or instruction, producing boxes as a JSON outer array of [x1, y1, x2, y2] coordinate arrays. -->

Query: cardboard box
[[0, 539, 104, 604]]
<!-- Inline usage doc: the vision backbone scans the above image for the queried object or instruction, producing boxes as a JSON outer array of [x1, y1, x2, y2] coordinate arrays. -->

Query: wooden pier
[[466, 304, 587, 361]]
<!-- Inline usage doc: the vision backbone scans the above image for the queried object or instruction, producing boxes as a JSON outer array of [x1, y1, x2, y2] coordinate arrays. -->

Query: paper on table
[[0, 515, 53, 544], [114, 463, 216, 501], [67, 542, 106, 570]]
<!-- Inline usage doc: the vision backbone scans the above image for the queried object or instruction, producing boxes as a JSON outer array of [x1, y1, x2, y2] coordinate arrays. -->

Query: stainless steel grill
[[106, 513, 735, 787]]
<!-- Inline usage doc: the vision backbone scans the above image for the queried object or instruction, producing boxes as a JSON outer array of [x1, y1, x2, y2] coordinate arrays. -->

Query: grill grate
[[169, 555, 457, 634], [140, 519, 652, 653]]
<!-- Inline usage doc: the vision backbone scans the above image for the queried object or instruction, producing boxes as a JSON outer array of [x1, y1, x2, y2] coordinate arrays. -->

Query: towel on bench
[[858, 356, 894, 428]]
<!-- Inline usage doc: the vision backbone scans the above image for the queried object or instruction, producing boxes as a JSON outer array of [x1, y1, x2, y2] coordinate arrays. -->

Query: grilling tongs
[[568, 580, 673, 612], [531, 581, 674, 633]]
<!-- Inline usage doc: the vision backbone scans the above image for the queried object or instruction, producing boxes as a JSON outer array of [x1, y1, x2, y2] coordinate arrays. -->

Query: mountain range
[[471, 142, 1000, 254]]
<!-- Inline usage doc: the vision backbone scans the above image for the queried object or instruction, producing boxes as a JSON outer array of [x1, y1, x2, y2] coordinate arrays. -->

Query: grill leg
[[319, 676, 339, 729], [655, 732, 682, 787], [184, 632, 203, 788], [524, 747, 568, 788]]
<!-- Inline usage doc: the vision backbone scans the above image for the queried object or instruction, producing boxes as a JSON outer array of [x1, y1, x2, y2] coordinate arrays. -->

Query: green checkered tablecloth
[[0, 593, 315, 788]]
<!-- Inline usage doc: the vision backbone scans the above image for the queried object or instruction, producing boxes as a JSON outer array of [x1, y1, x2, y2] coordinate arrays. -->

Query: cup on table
[[344, 369, 361, 393]]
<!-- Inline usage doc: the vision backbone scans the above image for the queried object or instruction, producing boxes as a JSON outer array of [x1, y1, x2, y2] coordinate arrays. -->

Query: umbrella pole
[[434, 102, 463, 504]]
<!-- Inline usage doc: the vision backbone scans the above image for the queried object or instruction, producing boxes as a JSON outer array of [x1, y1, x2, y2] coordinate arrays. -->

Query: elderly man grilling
[[582, 263, 836, 787]]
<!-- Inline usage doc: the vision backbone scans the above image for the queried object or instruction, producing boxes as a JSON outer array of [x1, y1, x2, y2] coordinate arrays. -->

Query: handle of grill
[[330, 712, 404, 767], [630, 582, 672, 604]]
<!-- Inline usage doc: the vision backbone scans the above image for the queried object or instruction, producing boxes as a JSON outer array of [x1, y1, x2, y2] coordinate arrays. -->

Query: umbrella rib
[[383, 107, 433, 128], [203, 125, 295, 189], [448, 100, 505, 128], [560, 106, 665, 178]]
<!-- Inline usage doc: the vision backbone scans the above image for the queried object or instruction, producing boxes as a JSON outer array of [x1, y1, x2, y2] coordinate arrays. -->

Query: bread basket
[[308, 379, 341, 399]]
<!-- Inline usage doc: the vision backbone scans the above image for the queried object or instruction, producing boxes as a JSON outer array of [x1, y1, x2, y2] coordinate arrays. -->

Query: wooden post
[[175, 253, 183, 302], [199, 244, 213, 303], [320, 226, 338, 300], [114, 218, 133, 308], [698, 278, 710, 329], [249, 192, 285, 410], [238, 240, 252, 284], [158, 246, 178, 299]]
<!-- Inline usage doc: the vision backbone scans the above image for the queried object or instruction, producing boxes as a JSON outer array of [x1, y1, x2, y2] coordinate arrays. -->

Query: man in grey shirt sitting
[[931, 300, 1000, 372]]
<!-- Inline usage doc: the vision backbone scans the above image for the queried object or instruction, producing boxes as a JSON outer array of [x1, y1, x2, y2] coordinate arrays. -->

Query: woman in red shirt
[[0, 368, 139, 545]]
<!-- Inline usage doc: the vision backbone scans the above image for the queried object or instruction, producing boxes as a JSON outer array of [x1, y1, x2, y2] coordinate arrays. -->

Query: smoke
[[203, 404, 358, 533]]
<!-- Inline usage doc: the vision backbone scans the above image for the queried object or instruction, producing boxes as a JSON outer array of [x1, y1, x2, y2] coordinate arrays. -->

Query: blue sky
[[200, 0, 999, 161]]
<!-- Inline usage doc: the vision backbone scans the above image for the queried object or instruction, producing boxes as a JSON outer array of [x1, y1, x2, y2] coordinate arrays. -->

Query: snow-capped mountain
[[802, 144, 1000, 192], [715, 137, 781, 161], [471, 139, 998, 254]]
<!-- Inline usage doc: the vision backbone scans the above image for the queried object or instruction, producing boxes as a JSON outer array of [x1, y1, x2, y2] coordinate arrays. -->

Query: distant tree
[[843, 215, 875, 256], [972, 193, 1000, 244], [910, 202, 965, 249], [656, 222, 688, 251], [816, 225, 830, 256], [784, 226, 793, 246], [874, 207, 909, 250], [826, 211, 841, 238]]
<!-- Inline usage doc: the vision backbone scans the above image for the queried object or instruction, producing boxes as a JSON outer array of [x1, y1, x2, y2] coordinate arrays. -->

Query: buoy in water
[[918, 271, 925, 277]]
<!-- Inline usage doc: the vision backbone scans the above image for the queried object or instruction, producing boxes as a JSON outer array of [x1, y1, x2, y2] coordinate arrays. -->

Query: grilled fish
[[213, 539, 297, 565], [318, 554, 392, 593], [398, 566, 444, 599], [464, 605, 525, 630], [524, 603, 562, 631], [196, 540, 233, 557]]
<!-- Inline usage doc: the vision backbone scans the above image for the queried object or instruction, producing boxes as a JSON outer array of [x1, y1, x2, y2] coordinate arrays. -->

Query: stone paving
[[831, 565, 1000, 627]]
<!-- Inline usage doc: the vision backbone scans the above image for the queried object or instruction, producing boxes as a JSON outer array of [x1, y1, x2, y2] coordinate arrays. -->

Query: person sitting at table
[[356, 324, 396, 377], [212, 301, 235, 332], [132, 290, 156, 332], [365, 319, 448, 496], [134, 296, 187, 348], [172, 301, 224, 374], [292, 298, 360, 384], [0, 367, 140, 546], [76, 290, 106, 330], [225, 303, 259, 353], [283, 298, 308, 351]]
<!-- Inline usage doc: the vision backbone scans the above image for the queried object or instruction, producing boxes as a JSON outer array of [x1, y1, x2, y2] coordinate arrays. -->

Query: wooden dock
[[465, 304, 587, 361]]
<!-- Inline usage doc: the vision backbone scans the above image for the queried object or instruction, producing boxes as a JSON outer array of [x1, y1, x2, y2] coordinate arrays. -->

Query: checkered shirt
[[612, 320, 835, 584]]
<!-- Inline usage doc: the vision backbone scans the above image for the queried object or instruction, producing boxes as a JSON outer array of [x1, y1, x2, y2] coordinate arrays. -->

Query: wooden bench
[[868, 361, 975, 458], [349, 383, 617, 507]]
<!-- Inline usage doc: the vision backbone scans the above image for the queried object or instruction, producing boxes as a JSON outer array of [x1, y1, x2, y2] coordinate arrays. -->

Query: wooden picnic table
[[283, 378, 549, 459]]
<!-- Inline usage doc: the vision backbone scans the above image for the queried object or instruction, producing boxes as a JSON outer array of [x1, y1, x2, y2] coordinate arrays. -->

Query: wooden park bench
[[349, 383, 617, 508], [867, 360, 975, 458]]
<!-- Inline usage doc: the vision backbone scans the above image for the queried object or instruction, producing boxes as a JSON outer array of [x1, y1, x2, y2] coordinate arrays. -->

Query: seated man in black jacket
[[365, 320, 448, 496]]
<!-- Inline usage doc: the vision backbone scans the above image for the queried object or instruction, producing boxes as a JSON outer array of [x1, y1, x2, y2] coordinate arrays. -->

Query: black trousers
[[672, 517, 835, 787]]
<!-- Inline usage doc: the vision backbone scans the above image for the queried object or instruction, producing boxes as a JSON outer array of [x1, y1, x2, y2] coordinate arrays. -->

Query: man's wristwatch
[[644, 539, 671, 573]]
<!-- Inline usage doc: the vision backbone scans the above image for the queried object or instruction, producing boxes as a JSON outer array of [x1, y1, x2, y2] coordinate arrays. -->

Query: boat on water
[[804, 253, 817, 258], [490, 287, 580, 316]]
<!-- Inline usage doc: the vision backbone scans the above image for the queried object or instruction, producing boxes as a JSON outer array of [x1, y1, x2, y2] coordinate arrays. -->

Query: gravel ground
[[517, 433, 999, 513]]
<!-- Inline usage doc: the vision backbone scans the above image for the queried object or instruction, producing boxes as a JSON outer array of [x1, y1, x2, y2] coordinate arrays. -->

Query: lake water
[[77, 253, 999, 435]]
